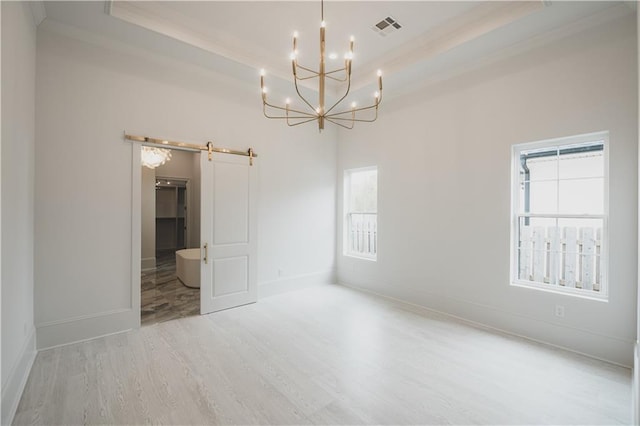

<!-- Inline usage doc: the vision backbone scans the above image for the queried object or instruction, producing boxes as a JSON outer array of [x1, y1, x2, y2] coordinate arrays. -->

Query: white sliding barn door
[[200, 152, 257, 314]]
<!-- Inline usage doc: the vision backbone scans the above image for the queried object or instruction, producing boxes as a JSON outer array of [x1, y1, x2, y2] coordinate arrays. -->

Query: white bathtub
[[176, 248, 201, 289]]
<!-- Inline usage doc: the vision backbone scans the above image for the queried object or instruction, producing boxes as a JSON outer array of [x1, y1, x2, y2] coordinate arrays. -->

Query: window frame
[[343, 166, 378, 261], [510, 131, 609, 301]]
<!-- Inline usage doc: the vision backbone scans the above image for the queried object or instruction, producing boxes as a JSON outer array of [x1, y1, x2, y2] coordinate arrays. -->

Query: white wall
[[34, 20, 337, 348], [1, 2, 37, 424], [337, 15, 638, 367]]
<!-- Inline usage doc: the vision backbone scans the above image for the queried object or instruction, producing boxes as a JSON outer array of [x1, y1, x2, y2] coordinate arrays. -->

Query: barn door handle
[[203, 243, 208, 264]]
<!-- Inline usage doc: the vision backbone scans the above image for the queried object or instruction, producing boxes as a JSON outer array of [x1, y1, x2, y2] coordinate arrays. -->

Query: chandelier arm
[[326, 104, 375, 117], [326, 113, 377, 122], [324, 67, 347, 75], [287, 117, 321, 127], [326, 67, 347, 74], [324, 67, 349, 81], [325, 74, 348, 82], [326, 108, 378, 122], [324, 75, 352, 115], [325, 117, 355, 130], [293, 76, 320, 114], [326, 115, 378, 123], [265, 112, 321, 120], [325, 106, 378, 122], [294, 63, 320, 75], [264, 101, 317, 117], [263, 104, 317, 120], [295, 74, 321, 81], [326, 94, 381, 118]]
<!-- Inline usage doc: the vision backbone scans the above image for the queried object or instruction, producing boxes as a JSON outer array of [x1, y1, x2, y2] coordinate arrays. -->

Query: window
[[511, 132, 608, 299], [344, 167, 378, 260]]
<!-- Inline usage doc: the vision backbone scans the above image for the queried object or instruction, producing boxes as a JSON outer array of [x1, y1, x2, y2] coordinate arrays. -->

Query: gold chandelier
[[260, 0, 383, 131]]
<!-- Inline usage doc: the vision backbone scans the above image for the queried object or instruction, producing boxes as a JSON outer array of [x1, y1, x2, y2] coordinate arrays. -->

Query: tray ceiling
[[42, 1, 634, 101]]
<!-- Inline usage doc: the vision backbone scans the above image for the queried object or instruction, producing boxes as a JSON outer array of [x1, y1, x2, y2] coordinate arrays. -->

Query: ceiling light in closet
[[141, 146, 172, 169]]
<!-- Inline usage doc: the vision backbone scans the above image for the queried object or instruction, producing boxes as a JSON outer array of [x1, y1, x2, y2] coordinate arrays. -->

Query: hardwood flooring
[[13, 285, 631, 425], [141, 251, 199, 326]]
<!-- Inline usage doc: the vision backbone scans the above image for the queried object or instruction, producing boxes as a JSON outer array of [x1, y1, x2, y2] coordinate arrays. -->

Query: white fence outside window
[[517, 224, 603, 293], [348, 212, 377, 258]]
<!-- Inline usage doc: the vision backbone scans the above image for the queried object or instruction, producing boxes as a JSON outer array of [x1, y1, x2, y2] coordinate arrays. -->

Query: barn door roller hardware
[[124, 133, 258, 165]]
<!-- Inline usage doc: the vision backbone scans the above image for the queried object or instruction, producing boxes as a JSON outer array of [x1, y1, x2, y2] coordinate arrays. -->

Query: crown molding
[[103, 1, 630, 100], [107, 1, 291, 84], [380, 2, 634, 106], [351, 1, 544, 91], [105, 1, 545, 97], [29, 1, 46, 27]]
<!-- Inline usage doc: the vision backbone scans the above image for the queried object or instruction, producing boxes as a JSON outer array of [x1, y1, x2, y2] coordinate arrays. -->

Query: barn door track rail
[[124, 133, 257, 165]]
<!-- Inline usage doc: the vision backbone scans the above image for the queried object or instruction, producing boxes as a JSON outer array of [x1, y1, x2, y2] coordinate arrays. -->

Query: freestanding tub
[[176, 248, 201, 289]]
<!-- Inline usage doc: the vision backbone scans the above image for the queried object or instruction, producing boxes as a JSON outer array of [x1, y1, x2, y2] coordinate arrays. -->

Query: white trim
[[36, 328, 131, 352], [36, 308, 136, 349], [141, 256, 156, 270], [1, 327, 37, 426], [633, 341, 639, 424], [35, 308, 132, 328], [635, 8, 640, 423], [343, 253, 377, 262], [0, 1, 3, 422], [511, 280, 607, 302], [635, 9, 639, 424], [131, 143, 142, 327], [107, 0, 544, 93], [518, 213, 606, 219], [104, 0, 113, 15], [513, 130, 609, 151], [258, 269, 336, 299], [28, 1, 46, 27], [338, 280, 634, 367]]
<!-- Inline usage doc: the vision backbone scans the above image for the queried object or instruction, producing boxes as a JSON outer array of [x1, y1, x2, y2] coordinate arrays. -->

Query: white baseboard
[[1, 326, 37, 426], [141, 256, 156, 271], [339, 280, 634, 368], [36, 308, 137, 350], [259, 269, 336, 299], [633, 341, 639, 425]]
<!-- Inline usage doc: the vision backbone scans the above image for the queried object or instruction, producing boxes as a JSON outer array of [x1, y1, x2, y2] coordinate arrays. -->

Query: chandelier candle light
[[260, 0, 383, 131]]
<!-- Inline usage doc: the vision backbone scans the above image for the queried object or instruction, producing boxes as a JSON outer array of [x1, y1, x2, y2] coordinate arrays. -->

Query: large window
[[344, 167, 378, 260], [511, 132, 608, 299]]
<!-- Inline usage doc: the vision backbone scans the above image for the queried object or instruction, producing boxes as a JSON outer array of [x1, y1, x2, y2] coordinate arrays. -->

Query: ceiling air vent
[[372, 16, 402, 37]]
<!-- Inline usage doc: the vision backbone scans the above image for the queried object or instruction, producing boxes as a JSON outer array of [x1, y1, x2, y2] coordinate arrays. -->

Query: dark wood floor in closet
[[141, 250, 199, 326]]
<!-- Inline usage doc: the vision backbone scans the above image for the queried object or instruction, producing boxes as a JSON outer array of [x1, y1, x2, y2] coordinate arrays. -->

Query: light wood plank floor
[[14, 285, 631, 425]]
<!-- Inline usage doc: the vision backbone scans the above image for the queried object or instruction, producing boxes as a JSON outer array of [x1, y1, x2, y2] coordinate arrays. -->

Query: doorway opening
[[140, 149, 201, 326]]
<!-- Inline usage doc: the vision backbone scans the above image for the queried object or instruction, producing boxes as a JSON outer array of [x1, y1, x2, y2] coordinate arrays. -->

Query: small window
[[511, 132, 608, 299], [344, 167, 378, 260]]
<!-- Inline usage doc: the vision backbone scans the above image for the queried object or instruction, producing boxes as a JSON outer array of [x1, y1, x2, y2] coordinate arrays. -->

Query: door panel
[[201, 152, 257, 314], [214, 162, 249, 245], [213, 256, 248, 296]]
